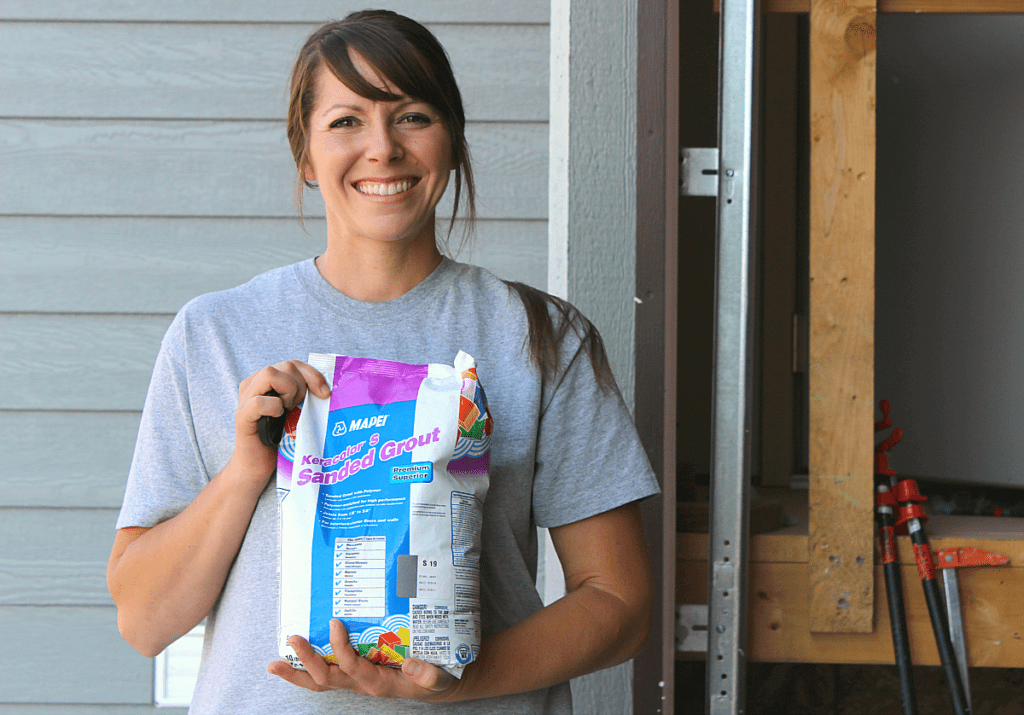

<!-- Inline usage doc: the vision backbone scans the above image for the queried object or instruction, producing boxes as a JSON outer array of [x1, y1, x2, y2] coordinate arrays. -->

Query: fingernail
[[404, 658, 421, 676]]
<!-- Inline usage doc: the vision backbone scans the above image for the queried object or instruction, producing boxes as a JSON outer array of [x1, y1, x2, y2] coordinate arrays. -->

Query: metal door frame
[[706, 1, 761, 713]]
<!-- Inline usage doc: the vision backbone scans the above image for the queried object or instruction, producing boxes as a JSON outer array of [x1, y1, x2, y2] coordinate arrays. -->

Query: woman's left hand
[[267, 619, 460, 701]]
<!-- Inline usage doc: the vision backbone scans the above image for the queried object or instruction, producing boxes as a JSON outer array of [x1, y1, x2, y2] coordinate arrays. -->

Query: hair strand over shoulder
[[502, 281, 617, 394]]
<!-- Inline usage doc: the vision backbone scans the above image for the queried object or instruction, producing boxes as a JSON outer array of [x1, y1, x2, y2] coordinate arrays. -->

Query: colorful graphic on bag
[[277, 352, 490, 679]]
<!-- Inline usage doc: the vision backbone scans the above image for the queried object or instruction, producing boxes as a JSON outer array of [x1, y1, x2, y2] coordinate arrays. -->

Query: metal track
[[706, 0, 761, 713]]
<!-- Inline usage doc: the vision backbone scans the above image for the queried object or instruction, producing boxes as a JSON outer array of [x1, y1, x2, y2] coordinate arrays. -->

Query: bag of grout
[[276, 351, 492, 678]]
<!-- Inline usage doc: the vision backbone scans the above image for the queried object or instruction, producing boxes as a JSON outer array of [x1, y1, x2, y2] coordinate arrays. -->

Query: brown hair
[[504, 282, 617, 394], [286, 9, 475, 241], [287, 12, 614, 391]]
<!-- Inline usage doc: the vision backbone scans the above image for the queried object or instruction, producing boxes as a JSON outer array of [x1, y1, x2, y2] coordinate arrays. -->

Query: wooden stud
[[807, 0, 877, 632]]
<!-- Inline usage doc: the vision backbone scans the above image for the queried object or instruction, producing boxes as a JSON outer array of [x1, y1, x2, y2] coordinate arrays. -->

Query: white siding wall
[[0, 2, 548, 710]]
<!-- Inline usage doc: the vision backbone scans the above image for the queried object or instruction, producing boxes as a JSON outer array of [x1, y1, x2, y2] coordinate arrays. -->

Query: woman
[[107, 10, 659, 714]]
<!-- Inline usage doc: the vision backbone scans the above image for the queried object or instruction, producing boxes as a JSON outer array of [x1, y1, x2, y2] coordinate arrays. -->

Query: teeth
[[356, 180, 414, 196]]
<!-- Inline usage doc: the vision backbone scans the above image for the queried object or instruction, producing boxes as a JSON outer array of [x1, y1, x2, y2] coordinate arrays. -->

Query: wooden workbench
[[679, 490, 1024, 665]]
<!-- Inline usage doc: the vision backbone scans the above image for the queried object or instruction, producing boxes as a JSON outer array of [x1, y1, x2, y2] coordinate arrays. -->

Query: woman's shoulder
[[177, 261, 308, 320], [445, 259, 576, 326], [161, 261, 310, 351], [448, 260, 613, 389]]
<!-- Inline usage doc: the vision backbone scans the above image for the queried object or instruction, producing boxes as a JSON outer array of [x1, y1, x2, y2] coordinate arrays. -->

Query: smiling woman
[[287, 12, 475, 243], [105, 10, 658, 715], [284, 13, 469, 303], [303, 58, 453, 287]]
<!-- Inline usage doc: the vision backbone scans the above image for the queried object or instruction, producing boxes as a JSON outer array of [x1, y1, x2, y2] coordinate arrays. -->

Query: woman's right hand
[[110, 360, 331, 657], [232, 360, 332, 486]]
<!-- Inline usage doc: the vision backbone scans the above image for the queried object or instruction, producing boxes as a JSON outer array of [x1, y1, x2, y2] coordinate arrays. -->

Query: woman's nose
[[365, 121, 402, 163]]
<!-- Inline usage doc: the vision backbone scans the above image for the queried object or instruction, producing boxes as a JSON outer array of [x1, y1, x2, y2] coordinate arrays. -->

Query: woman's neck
[[314, 241, 443, 303]]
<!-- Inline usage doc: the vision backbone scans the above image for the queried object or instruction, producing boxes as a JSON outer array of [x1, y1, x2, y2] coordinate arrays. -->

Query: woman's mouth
[[354, 178, 419, 196]]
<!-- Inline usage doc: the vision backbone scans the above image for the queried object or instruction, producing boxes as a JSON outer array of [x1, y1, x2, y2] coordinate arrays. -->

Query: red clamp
[[875, 489, 898, 508], [934, 547, 1010, 570], [895, 479, 927, 503], [875, 428, 903, 476], [874, 399, 902, 477], [895, 478, 928, 530], [875, 399, 893, 432]]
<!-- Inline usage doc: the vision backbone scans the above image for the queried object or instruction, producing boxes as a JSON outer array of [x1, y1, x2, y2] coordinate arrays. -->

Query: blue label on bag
[[308, 399, 418, 644]]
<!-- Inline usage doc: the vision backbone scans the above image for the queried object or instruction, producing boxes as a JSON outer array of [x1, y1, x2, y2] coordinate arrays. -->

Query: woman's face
[[304, 52, 453, 252]]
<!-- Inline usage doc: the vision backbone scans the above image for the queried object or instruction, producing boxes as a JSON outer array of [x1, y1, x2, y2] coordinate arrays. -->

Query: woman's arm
[[268, 501, 653, 701], [107, 361, 331, 657], [457, 500, 654, 695]]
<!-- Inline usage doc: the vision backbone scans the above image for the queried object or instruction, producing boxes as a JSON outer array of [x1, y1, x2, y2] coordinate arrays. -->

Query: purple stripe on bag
[[447, 453, 490, 477], [330, 357, 429, 410]]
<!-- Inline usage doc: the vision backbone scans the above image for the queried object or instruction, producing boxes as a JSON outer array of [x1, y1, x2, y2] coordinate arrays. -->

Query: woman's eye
[[399, 113, 431, 125], [329, 116, 356, 128]]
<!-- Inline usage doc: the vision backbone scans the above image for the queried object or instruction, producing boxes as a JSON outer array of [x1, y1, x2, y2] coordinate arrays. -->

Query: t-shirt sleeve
[[116, 317, 211, 529], [531, 336, 660, 529]]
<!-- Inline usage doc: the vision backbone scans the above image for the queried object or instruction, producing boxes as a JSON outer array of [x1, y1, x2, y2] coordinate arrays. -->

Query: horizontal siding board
[[0, 606, 153, 703], [0, 23, 547, 122], [0, 707, 185, 714], [0, 0, 548, 23], [0, 509, 117, 606], [0, 315, 171, 411], [0, 412, 140, 508], [0, 217, 325, 313], [0, 120, 546, 219], [446, 222, 548, 289], [0, 217, 545, 313]]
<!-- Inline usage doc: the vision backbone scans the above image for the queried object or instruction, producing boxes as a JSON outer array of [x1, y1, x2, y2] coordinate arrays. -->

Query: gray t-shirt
[[117, 258, 659, 715]]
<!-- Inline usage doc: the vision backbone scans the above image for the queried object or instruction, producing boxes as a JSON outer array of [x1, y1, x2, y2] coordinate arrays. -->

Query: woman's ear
[[302, 161, 317, 185]]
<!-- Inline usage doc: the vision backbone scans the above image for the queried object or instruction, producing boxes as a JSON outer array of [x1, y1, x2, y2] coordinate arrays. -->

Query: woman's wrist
[[221, 449, 277, 496]]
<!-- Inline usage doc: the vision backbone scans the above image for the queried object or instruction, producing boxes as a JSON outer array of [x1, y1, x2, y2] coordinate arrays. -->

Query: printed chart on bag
[[333, 536, 386, 618]]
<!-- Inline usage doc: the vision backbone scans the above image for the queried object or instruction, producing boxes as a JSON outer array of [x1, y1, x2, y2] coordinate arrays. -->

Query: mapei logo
[[335, 414, 390, 437]]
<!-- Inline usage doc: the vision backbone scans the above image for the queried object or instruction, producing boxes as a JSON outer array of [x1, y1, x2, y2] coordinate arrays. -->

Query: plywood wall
[[0, 2, 548, 709]]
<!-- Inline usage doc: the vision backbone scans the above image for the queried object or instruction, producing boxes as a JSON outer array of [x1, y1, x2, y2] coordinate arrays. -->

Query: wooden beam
[[807, 0, 876, 633], [716, 0, 1024, 13], [680, 560, 1024, 666]]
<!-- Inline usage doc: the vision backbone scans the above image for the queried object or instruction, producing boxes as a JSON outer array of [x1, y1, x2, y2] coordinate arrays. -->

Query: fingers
[[236, 362, 330, 431], [293, 360, 333, 400], [401, 657, 457, 694], [239, 360, 331, 411], [266, 656, 328, 693], [287, 634, 345, 692], [266, 620, 458, 701], [273, 623, 387, 696], [266, 629, 360, 694], [231, 360, 332, 481], [321, 619, 390, 694]]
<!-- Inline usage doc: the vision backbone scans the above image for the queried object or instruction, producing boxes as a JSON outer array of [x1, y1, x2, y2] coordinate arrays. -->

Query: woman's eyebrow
[[318, 97, 422, 118], [318, 103, 365, 117]]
